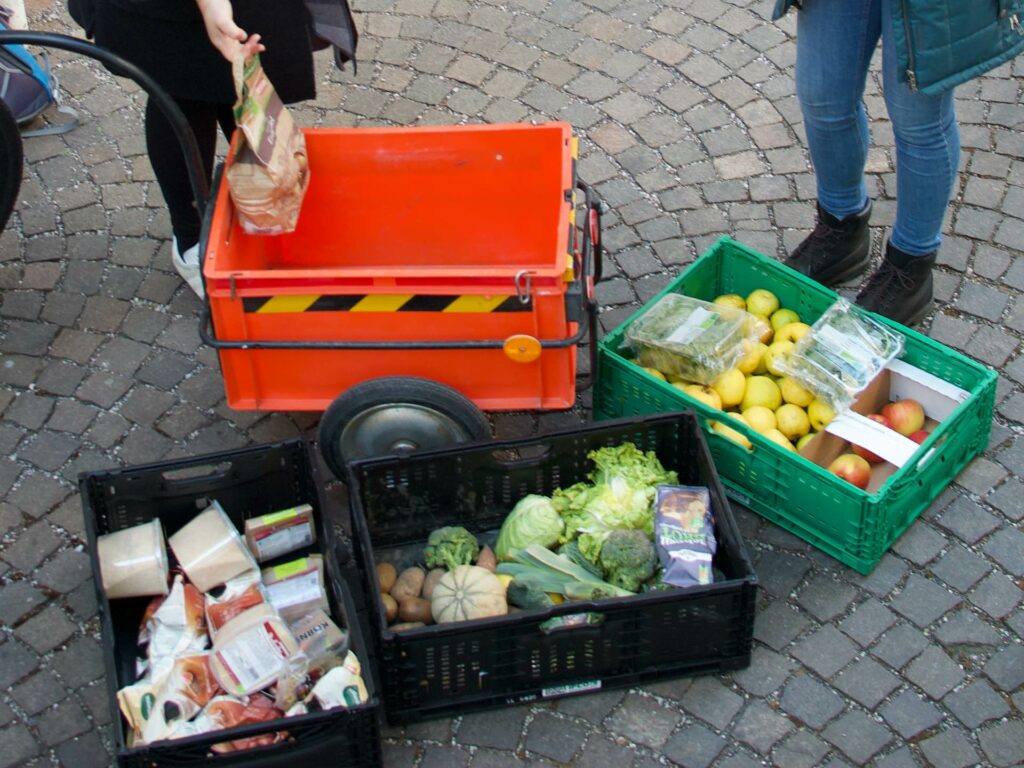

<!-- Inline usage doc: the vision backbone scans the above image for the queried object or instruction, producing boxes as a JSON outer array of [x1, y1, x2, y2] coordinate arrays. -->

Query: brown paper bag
[[225, 55, 310, 235]]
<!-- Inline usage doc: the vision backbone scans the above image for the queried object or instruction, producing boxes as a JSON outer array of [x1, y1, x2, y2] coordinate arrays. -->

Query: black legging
[[144, 97, 235, 252]]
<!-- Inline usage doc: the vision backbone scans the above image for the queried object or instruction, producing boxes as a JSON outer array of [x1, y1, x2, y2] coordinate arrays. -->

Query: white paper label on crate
[[826, 412, 920, 467], [887, 359, 970, 421], [666, 307, 718, 345], [265, 569, 322, 612], [254, 522, 314, 561], [542, 679, 602, 698], [215, 621, 292, 694]]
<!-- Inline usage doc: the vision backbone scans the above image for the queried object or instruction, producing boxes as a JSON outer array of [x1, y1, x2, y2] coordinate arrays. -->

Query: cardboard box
[[800, 359, 971, 493]]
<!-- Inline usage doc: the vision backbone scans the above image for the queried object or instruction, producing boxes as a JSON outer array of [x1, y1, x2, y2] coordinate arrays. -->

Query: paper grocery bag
[[225, 55, 310, 235]]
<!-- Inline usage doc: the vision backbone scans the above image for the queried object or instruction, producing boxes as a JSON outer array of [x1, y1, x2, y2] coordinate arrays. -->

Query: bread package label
[[210, 604, 299, 696], [244, 504, 316, 563], [225, 54, 309, 235], [262, 555, 329, 621]]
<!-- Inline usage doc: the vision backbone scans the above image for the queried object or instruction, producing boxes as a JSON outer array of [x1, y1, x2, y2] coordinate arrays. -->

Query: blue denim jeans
[[796, 0, 960, 256]]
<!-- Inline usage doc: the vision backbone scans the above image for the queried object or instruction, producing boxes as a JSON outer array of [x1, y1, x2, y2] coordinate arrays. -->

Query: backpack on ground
[[0, 19, 79, 137]]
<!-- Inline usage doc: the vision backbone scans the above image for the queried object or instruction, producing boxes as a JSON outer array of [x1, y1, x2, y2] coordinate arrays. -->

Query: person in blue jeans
[[775, 0, 959, 326]]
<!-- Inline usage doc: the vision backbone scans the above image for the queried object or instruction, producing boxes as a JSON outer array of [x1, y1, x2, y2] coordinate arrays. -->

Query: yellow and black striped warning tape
[[242, 294, 533, 314]]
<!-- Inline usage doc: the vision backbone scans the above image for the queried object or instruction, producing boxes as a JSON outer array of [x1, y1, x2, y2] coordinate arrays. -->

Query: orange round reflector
[[503, 334, 541, 363]]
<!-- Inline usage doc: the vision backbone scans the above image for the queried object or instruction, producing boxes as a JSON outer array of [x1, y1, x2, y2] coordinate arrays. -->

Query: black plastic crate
[[79, 439, 383, 768], [345, 412, 758, 725]]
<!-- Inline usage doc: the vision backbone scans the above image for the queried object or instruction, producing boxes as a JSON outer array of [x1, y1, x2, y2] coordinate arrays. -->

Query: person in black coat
[[88, 0, 318, 297]]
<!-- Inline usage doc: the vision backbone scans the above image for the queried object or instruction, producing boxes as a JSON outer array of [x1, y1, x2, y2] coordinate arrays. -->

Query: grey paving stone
[[0, 725, 40, 768], [574, 734, 636, 768], [834, 656, 901, 710], [731, 701, 794, 754], [661, 722, 726, 768], [850, 553, 907, 598], [18, 430, 80, 472], [770, 729, 830, 768], [604, 692, 679, 749], [987, 477, 1024, 521], [53, 731, 111, 768], [523, 711, 589, 763], [791, 625, 858, 679], [872, 623, 929, 671], [795, 575, 858, 622], [1, 520, 61, 573], [729, 645, 797, 697], [933, 608, 1004, 648], [931, 545, 993, 592], [753, 550, 811, 599], [35, 549, 92, 593], [0, 641, 39, 689], [822, 710, 893, 764], [917, 727, 982, 768], [778, 673, 845, 729], [49, 635, 105, 689], [890, 523, 946, 566], [10, 669, 66, 715], [889, 574, 961, 628], [969, 571, 1023, 619], [978, 720, 1024, 768], [945, 679, 1011, 729], [905, 646, 965, 699], [14, 604, 77, 654], [935, 495, 1001, 545], [839, 599, 898, 647], [457, 707, 528, 750], [984, 643, 1024, 691], [6, 393, 55, 430], [0, 581, 47, 626], [879, 689, 944, 740], [983, 526, 1024, 577]]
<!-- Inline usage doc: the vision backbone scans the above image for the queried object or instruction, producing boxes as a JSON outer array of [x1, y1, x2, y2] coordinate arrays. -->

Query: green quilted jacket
[[773, 0, 1024, 95]]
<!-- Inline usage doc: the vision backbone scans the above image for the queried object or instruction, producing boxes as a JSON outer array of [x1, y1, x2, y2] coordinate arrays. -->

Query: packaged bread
[[244, 504, 316, 563], [210, 604, 299, 696], [261, 555, 329, 622], [168, 501, 257, 593], [97, 519, 170, 599], [205, 571, 267, 638]]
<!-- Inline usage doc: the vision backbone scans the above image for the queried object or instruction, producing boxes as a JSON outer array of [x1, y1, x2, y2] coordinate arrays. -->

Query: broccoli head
[[598, 529, 657, 592], [423, 526, 479, 571]]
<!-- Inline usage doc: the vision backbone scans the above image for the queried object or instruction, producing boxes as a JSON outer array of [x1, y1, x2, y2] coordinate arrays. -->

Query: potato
[[421, 568, 446, 600], [377, 562, 398, 594], [475, 545, 497, 573], [398, 597, 434, 625], [390, 566, 426, 602], [380, 592, 398, 624]]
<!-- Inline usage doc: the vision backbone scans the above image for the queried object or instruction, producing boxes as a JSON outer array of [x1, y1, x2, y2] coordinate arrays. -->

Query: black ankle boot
[[784, 201, 872, 286], [855, 241, 936, 326]]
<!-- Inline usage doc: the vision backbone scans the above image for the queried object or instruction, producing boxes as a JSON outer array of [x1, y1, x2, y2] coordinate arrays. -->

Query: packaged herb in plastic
[[625, 294, 760, 384], [775, 298, 903, 412]]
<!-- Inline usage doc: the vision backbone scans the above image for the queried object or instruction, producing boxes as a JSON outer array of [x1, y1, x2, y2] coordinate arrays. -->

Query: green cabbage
[[495, 494, 565, 561]]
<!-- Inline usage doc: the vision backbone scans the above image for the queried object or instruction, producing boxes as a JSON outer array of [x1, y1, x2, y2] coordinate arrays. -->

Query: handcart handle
[[0, 32, 209, 212], [197, 180, 606, 356]]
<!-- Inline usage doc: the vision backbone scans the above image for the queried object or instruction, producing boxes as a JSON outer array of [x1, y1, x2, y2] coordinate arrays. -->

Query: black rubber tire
[[318, 376, 492, 480], [0, 99, 23, 233]]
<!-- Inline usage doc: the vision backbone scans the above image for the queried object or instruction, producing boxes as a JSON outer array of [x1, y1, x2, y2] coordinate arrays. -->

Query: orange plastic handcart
[[198, 122, 603, 478]]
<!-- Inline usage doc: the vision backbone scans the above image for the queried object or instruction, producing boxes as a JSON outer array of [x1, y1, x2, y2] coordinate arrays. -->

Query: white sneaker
[[171, 237, 205, 298]]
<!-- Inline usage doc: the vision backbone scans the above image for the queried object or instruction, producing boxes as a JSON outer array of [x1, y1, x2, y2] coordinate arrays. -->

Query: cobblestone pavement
[[2, 0, 1024, 765]]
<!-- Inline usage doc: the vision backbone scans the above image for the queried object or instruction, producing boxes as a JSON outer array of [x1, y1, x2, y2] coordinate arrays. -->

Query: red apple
[[908, 430, 931, 444], [881, 398, 925, 436], [828, 453, 872, 489], [852, 413, 891, 464]]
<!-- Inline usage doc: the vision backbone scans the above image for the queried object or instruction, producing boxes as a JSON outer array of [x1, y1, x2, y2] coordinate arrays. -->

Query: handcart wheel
[[318, 376, 492, 480], [0, 99, 23, 232]]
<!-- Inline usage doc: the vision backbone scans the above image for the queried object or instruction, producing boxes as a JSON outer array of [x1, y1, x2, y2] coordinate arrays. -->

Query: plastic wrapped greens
[[625, 294, 759, 384], [775, 298, 903, 412]]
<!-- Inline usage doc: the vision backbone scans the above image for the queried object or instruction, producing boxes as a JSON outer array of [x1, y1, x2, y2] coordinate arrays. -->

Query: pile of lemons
[[638, 289, 835, 453]]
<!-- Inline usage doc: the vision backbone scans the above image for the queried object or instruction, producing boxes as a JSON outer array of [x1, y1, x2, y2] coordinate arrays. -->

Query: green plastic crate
[[595, 236, 998, 574]]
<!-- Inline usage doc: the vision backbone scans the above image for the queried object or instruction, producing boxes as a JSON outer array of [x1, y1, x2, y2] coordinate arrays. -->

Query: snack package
[[117, 653, 220, 745], [174, 694, 287, 753], [261, 555, 329, 622], [205, 571, 267, 638], [775, 298, 904, 412], [168, 501, 258, 593], [97, 519, 169, 599], [244, 504, 316, 563], [625, 293, 760, 384], [140, 576, 209, 667], [210, 604, 300, 696], [654, 485, 716, 588], [308, 651, 368, 710], [225, 54, 310, 235]]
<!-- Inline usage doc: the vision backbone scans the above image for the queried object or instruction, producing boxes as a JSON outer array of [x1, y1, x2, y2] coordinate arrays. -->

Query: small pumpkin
[[431, 565, 508, 624]]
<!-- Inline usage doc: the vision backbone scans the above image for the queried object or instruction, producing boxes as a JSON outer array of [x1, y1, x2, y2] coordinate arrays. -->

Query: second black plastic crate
[[79, 439, 383, 768], [345, 412, 758, 725]]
